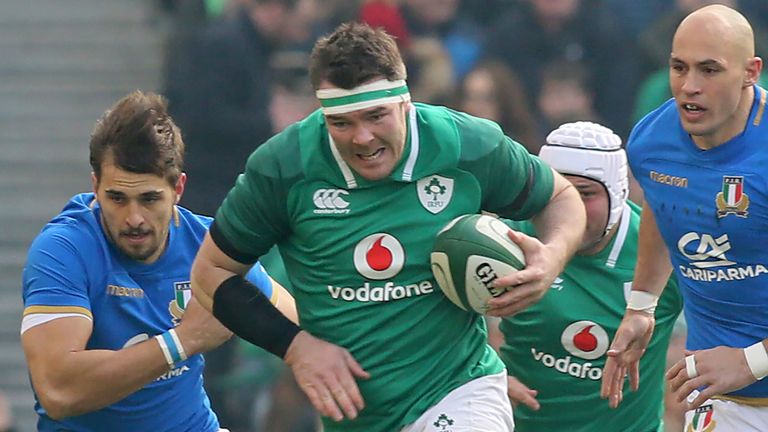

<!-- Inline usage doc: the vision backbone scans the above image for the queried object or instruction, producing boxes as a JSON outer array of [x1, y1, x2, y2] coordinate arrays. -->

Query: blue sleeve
[[22, 227, 92, 314], [244, 262, 274, 302]]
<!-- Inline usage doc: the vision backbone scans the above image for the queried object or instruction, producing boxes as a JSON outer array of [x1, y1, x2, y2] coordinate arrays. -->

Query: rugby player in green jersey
[[493, 121, 682, 432], [191, 22, 586, 431]]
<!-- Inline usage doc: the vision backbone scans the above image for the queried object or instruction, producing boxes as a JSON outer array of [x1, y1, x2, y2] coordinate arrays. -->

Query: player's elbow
[[36, 386, 90, 420], [190, 260, 215, 312]]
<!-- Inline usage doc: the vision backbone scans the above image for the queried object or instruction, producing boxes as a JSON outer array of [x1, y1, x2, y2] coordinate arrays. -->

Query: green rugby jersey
[[500, 201, 683, 432], [212, 103, 554, 431]]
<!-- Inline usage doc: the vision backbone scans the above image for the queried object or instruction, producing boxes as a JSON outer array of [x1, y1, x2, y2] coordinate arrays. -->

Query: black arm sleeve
[[213, 275, 300, 358]]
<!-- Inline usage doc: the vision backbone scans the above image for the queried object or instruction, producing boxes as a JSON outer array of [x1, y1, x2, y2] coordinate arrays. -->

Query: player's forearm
[[531, 172, 586, 267], [633, 200, 673, 296], [30, 339, 171, 419], [191, 233, 248, 312], [191, 258, 236, 312]]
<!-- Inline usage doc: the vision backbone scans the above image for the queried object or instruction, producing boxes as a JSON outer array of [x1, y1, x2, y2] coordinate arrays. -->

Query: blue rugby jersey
[[628, 85, 768, 398], [22, 193, 271, 431]]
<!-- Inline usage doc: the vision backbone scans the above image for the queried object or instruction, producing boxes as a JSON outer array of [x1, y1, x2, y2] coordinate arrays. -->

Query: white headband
[[316, 79, 411, 115]]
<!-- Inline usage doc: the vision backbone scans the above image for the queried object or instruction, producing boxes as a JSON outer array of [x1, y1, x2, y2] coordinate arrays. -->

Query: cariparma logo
[[561, 321, 609, 360], [353, 233, 405, 280]]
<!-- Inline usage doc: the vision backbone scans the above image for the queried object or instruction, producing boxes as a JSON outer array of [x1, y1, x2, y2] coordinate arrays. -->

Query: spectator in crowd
[[165, 0, 320, 216], [453, 60, 541, 152], [0, 392, 16, 432], [536, 60, 600, 135], [359, 0, 484, 104], [485, 0, 641, 136]]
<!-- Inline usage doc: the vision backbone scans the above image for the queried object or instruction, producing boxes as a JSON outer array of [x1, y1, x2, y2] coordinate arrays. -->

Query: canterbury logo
[[313, 189, 350, 214]]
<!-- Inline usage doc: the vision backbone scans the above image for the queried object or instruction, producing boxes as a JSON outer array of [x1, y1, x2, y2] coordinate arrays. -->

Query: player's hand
[[667, 346, 757, 409], [600, 310, 655, 408], [284, 331, 370, 422], [176, 297, 233, 355], [600, 311, 655, 407], [486, 230, 563, 317], [507, 376, 540, 411]]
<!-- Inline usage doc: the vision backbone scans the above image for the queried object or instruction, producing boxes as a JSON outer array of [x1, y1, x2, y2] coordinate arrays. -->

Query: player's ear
[[744, 57, 763, 87], [174, 172, 187, 204], [91, 172, 98, 195]]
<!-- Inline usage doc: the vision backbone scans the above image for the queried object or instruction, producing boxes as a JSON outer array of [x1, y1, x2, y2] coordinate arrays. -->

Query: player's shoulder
[[245, 111, 319, 180], [174, 206, 213, 237], [628, 98, 678, 151], [417, 103, 506, 160], [27, 193, 103, 262]]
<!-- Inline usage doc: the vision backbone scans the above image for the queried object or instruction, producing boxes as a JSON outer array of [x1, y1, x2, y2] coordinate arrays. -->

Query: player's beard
[[100, 214, 164, 262]]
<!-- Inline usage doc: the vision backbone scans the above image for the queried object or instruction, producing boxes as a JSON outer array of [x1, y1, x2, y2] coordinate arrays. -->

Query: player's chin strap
[[213, 275, 301, 358]]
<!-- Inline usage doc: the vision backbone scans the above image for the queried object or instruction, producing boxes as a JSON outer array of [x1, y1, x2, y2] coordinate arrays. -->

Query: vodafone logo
[[560, 321, 609, 360], [353, 233, 405, 280]]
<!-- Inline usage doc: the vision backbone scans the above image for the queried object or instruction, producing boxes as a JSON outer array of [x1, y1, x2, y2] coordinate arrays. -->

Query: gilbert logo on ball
[[430, 214, 525, 313]]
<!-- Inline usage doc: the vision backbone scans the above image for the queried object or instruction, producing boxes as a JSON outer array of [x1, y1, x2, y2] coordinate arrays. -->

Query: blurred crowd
[[151, 0, 768, 430]]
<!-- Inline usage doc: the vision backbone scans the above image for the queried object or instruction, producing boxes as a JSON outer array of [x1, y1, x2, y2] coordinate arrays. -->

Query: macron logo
[[313, 189, 350, 214]]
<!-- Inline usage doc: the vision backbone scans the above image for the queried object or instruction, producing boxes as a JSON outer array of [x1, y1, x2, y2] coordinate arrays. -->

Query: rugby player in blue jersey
[[602, 5, 768, 430], [21, 91, 295, 431]]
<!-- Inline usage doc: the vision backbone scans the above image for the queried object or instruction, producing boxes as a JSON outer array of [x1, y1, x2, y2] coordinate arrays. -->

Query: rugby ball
[[430, 214, 526, 314]]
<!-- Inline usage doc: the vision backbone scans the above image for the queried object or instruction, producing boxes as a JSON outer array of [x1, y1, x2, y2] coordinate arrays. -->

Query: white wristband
[[155, 329, 188, 369], [168, 329, 188, 362], [155, 334, 175, 369], [744, 341, 768, 380], [626, 290, 659, 315]]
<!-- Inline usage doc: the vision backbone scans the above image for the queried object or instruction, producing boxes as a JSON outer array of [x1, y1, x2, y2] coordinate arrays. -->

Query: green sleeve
[[451, 112, 553, 219], [462, 134, 553, 219], [213, 134, 294, 263]]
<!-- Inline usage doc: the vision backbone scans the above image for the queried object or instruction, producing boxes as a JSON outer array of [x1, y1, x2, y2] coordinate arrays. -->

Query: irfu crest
[[417, 175, 454, 214]]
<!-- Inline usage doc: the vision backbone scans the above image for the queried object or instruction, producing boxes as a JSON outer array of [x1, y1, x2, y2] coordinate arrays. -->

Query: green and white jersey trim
[[316, 79, 411, 115], [606, 203, 632, 268], [328, 105, 420, 188]]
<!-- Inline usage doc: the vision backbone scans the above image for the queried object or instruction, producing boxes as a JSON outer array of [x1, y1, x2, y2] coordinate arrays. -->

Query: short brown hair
[[309, 22, 407, 90], [89, 91, 184, 186]]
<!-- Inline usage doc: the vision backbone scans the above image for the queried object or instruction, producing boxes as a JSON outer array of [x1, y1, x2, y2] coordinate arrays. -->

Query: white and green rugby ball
[[430, 214, 526, 314]]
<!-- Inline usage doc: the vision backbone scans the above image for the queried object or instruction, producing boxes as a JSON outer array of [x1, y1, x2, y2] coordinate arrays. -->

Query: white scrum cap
[[539, 121, 629, 235]]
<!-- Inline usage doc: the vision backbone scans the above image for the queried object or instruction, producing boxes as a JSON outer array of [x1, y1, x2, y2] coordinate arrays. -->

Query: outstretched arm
[[601, 200, 671, 408], [191, 232, 369, 422], [21, 295, 231, 419]]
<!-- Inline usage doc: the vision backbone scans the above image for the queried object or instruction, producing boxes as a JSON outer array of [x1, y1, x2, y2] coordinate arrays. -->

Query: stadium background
[[1, 0, 766, 430]]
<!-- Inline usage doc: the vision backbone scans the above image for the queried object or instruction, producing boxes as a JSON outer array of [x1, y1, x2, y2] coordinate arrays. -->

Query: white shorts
[[684, 391, 768, 432], [401, 370, 514, 432]]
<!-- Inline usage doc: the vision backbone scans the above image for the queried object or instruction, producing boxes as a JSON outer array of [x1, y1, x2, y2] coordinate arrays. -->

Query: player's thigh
[[401, 370, 514, 432], [684, 392, 768, 431]]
